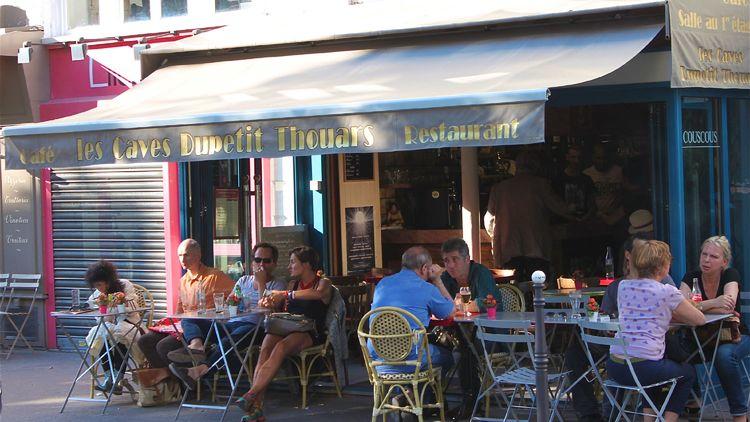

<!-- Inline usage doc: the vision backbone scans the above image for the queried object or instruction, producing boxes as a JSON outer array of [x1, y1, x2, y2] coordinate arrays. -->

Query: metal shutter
[[51, 164, 167, 350]]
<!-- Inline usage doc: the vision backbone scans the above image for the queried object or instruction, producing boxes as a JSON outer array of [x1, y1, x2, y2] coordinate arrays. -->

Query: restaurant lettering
[[670, 0, 750, 88], [4, 101, 547, 169]]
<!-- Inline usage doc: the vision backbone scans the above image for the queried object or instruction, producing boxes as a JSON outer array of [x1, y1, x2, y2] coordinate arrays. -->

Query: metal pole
[[532, 270, 549, 422]]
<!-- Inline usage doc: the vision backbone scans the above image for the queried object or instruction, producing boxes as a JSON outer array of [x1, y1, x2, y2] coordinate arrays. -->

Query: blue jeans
[[714, 334, 750, 416], [606, 357, 695, 415], [181, 318, 212, 344]]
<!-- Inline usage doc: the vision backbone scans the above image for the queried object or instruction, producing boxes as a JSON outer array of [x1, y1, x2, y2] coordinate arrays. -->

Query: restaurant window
[[124, 0, 150, 21], [161, 0, 187, 17], [66, 0, 99, 29], [262, 157, 296, 227], [681, 97, 722, 271], [215, 0, 252, 12], [728, 98, 750, 283]]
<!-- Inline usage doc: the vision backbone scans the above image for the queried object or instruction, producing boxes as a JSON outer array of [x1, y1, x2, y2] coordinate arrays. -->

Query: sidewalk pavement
[[0, 350, 374, 421]]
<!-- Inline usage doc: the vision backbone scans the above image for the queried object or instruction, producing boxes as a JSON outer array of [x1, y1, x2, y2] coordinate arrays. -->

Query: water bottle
[[604, 246, 614, 279], [71, 288, 80, 309], [196, 288, 206, 314], [691, 278, 703, 302]]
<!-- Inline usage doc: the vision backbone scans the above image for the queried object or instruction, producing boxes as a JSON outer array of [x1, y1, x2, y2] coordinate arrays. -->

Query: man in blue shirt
[[369, 246, 455, 375]]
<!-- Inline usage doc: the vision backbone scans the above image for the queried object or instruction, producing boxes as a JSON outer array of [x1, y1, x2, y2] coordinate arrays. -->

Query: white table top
[[51, 307, 149, 319]]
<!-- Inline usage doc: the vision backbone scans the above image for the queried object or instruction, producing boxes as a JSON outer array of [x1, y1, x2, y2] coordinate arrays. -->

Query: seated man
[[169, 242, 287, 388], [439, 237, 502, 313], [565, 235, 675, 422], [368, 246, 455, 375], [137, 239, 234, 373]]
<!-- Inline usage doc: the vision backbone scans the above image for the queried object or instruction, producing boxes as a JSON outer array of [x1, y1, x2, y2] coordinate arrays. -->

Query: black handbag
[[427, 326, 460, 350], [264, 312, 315, 337]]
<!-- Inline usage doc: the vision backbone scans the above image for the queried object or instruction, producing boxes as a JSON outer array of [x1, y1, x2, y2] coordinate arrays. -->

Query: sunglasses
[[253, 257, 273, 264]]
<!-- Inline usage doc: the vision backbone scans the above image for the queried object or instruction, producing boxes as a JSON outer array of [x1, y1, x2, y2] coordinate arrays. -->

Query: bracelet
[[290, 290, 295, 300]]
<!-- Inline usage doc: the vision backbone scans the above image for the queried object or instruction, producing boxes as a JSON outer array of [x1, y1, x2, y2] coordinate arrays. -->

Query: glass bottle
[[691, 278, 703, 302], [604, 247, 614, 279]]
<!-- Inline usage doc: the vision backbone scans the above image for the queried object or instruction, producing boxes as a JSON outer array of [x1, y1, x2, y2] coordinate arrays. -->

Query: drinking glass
[[196, 289, 206, 314], [214, 292, 225, 312], [569, 291, 582, 319], [459, 286, 471, 316]]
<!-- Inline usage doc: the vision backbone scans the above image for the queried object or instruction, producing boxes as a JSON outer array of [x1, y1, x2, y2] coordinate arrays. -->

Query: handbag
[[428, 326, 460, 350], [264, 312, 316, 337], [134, 367, 170, 388]]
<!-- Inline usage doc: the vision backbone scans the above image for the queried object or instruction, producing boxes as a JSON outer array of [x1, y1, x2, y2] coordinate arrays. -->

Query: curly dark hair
[[85, 260, 123, 294], [290, 246, 321, 272]]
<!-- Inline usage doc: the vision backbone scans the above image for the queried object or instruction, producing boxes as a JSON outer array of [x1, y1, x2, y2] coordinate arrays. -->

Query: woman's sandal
[[235, 391, 259, 412], [240, 407, 265, 422]]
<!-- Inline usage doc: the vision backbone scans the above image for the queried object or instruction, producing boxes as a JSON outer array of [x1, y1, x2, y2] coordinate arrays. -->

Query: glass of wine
[[460, 286, 471, 317]]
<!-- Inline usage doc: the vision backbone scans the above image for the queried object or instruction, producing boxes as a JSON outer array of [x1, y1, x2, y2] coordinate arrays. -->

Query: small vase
[[227, 305, 238, 317], [486, 306, 497, 319], [98, 305, 108, 314], [588, 311, 599, 322], [116, 304, 126, 314]]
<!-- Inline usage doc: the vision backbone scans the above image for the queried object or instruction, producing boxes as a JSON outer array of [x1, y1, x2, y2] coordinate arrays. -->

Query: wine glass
[[569, 291, 582, 319], [459, 286, 471, 317]]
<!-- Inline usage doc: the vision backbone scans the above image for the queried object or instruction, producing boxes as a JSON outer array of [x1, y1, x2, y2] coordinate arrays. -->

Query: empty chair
[[0, 274, 42, 358]]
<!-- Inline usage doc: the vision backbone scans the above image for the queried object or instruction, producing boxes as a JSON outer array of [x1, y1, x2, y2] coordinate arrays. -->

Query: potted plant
[[587, 298, 600, 321], [95, 294, 110, 314], [226, 293, 241, 317], [484, 294, 498, 319], [109, 292, 127, 314]]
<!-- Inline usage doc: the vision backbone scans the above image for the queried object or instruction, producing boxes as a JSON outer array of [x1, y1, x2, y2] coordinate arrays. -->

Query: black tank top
[[286, 278, 328, 343]]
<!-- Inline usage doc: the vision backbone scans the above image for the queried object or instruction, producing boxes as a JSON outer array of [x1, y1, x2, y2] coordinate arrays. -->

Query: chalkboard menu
[[344, 153, 374, 181], [261, 225, 308, 279]]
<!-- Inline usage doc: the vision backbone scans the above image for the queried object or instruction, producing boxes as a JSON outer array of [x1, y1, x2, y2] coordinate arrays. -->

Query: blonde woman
[[606, 240, 705, 422], [680, 236, 750, 422]]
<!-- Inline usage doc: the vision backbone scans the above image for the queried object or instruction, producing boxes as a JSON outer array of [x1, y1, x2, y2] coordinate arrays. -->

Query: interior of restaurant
[[377, 101, 665, 282]]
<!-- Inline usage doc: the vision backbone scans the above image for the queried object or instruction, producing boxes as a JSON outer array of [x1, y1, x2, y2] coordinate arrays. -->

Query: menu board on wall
[[669, 0, 750, 89], [214, 188, 240, 239], [261, 225, 308, 278], [344, 153, 374, 181], [345, 206, 375, 274], [1, 169, 37, 273]]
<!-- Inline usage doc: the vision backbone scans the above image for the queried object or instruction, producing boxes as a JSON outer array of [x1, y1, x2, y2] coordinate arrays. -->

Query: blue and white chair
[[472, 318, 568, 422]]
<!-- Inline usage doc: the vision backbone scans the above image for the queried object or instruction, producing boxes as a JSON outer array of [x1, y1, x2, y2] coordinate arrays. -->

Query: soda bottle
[[604, 247, 614, 279], [691, 278, 703, 302]]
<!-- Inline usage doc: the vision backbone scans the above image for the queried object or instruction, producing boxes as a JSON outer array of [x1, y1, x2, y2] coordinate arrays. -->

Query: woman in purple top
[[606, 239, 705, 422]]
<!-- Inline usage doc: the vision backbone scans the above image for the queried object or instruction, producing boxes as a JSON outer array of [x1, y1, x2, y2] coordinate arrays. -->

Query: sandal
[[235, 391, 259, 412], [240, 407, 265, 422]]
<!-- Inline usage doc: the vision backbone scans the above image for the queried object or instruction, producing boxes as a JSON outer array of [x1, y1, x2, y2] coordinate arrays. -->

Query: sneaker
[[167, 347, 206, 364]]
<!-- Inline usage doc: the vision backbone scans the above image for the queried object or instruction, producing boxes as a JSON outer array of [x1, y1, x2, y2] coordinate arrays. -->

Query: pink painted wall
[[162, 163, 182, 314]]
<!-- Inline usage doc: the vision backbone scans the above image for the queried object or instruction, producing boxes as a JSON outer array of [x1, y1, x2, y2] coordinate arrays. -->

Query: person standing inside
[[553, 145, 596, 221], [484, 150, 574, 286]]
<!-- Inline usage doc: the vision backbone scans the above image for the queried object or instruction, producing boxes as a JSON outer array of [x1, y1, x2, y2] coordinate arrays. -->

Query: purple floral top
[[610, 278, 684, 360]]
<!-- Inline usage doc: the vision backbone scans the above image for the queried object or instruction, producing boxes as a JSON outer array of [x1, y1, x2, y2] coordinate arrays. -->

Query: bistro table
[[52, 306, 148, 414], [544, 286, 607, 298], [169, 308, 268, 422]]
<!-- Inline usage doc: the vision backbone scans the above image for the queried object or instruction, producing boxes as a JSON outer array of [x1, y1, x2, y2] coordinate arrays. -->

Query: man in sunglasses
[[169, 242, 287, 387]]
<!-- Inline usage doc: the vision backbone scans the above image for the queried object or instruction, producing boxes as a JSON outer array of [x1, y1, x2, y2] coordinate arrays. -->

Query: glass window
[[681, 97, 722, 270], [161, 0, 187, 17], [262, 157, 296, 227], [67, 0, 99, 29], [728, 99, 750, 282], [124, 0, 150, 21], [215, 0, 252, 12]]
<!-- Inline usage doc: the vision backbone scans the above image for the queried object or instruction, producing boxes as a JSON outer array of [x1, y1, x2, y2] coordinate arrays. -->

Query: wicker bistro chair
[[497, 284, 526, 312], [472, 318, 569, 422], [357, 307, 445, 422], [89, 282, 155, 399]]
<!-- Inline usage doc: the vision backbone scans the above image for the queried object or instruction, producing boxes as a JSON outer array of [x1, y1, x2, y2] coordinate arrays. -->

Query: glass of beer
[[460, 286, 471, 316]]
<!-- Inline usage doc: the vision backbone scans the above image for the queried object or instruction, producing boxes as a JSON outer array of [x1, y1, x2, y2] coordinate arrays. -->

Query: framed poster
[[344, 153, 374, 181], [214, 188, 240, 239], [345, 206, 375, 273], [261, 225, 308, 278]]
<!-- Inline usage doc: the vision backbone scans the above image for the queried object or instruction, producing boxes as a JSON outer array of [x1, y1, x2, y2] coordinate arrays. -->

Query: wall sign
[[669, 0, 750, 89], [345, 206, 375, 274], [344, 153, 374, 181], [682, 129, 720, 148], [1, 168, 37, 273], [214, 188, 240, 239]]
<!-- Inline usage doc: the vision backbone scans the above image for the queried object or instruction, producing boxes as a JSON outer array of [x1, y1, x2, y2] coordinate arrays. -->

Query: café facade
[[1, 0, 749, 349]]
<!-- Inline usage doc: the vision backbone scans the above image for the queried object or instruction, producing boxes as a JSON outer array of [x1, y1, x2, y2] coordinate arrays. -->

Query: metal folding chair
[[0, 273, 42, 358], [579, 320, 681, 422], [739, 292, 750, 411], [472, 318, 568, 422]]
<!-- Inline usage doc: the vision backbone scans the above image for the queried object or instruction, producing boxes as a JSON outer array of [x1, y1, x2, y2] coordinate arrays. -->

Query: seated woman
[[84, 260, 144, 392], [606, 240, 705, 422], [679, 235, 750, 422], [236, 246, 332, 422]]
